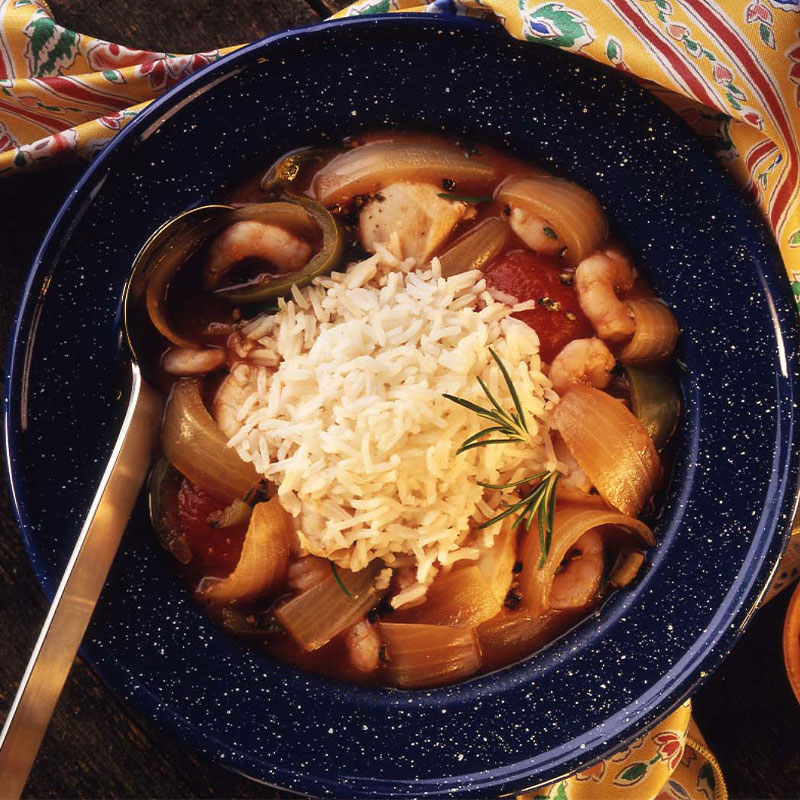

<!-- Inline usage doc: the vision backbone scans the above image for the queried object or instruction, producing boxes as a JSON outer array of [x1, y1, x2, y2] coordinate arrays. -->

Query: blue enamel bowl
[[4, 13, 800, 798]]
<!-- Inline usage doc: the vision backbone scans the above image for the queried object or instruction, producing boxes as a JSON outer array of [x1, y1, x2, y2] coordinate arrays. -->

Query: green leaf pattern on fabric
[[531, 780, 570, 799], [346, 0, 393, 16], [604, 35, 630, 69], [23, 12, 80, 77], [684, 38, 702, 56], [102, 69, 126, 84], [551, 780, 569, 800], [519, 2, 595, 52], [726, 90, 743, 110], [759, 21, 776, 48], [613, 761, 649, 787]]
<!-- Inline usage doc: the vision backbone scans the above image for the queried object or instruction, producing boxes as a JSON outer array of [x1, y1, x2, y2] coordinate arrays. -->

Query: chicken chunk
[[358, 182, 474, 264]]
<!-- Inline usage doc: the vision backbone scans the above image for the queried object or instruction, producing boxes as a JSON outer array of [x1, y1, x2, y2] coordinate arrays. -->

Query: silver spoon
[[0, 204, 230, 797]]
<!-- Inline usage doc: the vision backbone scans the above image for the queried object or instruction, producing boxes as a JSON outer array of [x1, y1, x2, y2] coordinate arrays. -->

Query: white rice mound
[[227, 245, 560, 606]]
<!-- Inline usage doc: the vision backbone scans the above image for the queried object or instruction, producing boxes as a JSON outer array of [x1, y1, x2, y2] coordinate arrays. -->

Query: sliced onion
[[161, 379, 260, 502], [497, 175, 608, 267], [377, 622, 481, 689], [312, 142, 497, 205], [437, 217, 509, 277], [275, 561, 382, 651], [403, 566, 502, 627], [519, 504, 654, 616], [555, 488, 608, 507], [476, 609, 582, 671], [552, 435, 603, 505], [618, 298, 679, 363], [198, 497, 291, 604], [261, 147, 336, 194], [553, 384, 661, 516], [609, 547, 647, 588]]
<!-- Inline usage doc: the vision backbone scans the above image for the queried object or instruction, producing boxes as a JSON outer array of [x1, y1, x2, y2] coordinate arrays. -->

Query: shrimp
[[359, 182, 474, 264], [212, 364, 257, 438], [344, 619, 382, 673], [507, 206, 562, 256], [227, 330, 256, 361], [574, 248, 636, 341], [548, 337, 615, 394], [603, 244, 633, 274], [204, 220, 314, 289], [162, 346, 225, 376], [549, 530, 604, 610]]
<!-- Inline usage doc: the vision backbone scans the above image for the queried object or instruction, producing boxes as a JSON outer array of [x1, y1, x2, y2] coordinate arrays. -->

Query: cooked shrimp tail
[[548, 337, 615, 394], [162, 346, 226, 376], [205, 220, 314, 290], [574, 249, 636, 341]]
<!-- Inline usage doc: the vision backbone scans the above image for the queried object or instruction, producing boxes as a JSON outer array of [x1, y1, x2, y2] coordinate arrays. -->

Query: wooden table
[[1, 1, 799, 796]]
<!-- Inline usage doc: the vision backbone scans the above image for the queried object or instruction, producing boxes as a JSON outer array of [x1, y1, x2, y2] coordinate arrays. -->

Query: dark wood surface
[[1, 1, 799, 797]]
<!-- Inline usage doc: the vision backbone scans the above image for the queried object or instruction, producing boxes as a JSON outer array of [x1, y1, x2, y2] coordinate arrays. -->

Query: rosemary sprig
[[479, 472, 560, 568], [444, 349, 560, 566], [330, 562, 352, 597], [443, 347, 529, 454]]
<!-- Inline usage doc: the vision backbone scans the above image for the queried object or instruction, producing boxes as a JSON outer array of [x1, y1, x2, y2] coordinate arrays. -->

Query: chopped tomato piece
[[485, 250, 593, 361], [177, 479, 246, 578]]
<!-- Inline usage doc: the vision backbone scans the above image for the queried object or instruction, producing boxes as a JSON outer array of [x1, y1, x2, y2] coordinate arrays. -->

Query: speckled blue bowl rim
[[4, 13, 800, 798]]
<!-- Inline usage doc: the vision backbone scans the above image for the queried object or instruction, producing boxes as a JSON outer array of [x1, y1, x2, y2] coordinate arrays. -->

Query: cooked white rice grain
[[226, 249, 559, 603]]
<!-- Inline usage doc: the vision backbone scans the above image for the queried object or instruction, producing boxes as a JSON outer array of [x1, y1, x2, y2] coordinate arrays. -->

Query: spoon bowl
[[124, 204, 231, 355]]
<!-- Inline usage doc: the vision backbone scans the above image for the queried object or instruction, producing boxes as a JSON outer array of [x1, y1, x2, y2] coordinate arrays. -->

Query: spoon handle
[[0, 364, 163, 798]]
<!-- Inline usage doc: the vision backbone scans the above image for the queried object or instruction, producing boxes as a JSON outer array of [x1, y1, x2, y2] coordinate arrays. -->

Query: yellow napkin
[[518, 702, 726, 800], [4, 0, 800, 797]]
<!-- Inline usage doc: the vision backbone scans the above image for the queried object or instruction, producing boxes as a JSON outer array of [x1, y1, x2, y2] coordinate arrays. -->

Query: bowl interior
[[5, 14, 800, 798]]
